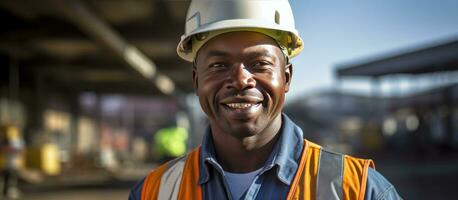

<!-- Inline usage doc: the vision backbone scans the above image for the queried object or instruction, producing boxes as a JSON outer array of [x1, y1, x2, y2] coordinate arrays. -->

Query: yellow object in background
[[25, 143, 61, 176]]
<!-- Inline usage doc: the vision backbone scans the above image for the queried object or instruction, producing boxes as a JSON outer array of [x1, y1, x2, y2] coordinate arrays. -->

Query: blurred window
[[44, 109, 70, 134], [77, 116, 96, 154]]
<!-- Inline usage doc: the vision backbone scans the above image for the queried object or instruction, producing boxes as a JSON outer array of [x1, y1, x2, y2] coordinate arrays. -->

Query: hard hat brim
[[177, 19, 304, 62]]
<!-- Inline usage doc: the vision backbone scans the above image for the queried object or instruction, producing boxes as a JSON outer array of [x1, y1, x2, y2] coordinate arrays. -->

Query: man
[[129, 0, 402, 199]]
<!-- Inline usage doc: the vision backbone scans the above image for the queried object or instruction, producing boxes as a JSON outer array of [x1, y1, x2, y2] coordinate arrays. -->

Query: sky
[[287, 0, 458, 100]]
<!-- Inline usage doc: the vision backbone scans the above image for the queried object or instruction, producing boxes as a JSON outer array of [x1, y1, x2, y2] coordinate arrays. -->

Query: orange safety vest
[[141, 140, 374, 200]]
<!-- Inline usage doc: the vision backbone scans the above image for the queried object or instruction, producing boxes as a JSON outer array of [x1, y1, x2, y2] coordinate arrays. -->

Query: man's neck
[[210, 115, 282, 173]]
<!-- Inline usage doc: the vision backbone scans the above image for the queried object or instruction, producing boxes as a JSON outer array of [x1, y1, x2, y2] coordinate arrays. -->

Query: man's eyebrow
[[247, 51, 276, 58], [205, 50, 230, 58], [204, 49, 277, 59]]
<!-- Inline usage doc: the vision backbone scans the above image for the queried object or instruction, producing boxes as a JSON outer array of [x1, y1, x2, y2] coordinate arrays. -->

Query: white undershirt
[[224, 168, 263, 200]]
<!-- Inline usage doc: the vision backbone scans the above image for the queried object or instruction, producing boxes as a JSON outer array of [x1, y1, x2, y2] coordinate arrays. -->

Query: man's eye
[[209, 63, 227, 69], [252, 61, 272, 69], [254, 62, 266, 67]]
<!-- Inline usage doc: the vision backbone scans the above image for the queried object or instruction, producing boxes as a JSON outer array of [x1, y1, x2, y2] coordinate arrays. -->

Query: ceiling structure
[[336, 37, 458, 78], [0, 0, 192, 95]]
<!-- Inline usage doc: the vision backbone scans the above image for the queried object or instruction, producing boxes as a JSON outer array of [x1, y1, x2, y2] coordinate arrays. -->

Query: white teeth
[[226, 103, 256, 109]]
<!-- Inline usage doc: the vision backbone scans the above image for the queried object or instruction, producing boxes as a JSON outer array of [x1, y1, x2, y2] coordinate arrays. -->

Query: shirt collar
[[198, 113, 304, 185], [198, 126, 219, 184], [271, 114, 304, 185]]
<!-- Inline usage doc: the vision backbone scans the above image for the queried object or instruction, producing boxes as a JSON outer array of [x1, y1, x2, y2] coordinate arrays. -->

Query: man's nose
[[226, 64, 256, 90]]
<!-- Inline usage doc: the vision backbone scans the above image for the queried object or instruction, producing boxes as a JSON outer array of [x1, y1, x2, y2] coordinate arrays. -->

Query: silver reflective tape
[[157, 156, 187, 200], [316, 149, 344, 200]]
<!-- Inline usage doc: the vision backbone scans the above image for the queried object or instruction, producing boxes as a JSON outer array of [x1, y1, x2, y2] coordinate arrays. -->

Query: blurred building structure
[[0, 0, 209, 193], [336, 36, 458, 156], [285, 90, 386, 154]]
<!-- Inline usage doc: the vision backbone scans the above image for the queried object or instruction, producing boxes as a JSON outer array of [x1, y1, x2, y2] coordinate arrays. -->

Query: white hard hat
[[176, 0, 304, 62]]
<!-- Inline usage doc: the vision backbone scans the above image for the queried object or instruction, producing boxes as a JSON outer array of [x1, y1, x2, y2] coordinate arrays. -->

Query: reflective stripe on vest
[[141, 140, 374, 200], [316, 150, 344, 200], [157, 156, 186, 199], [141, 148, 202, 200]]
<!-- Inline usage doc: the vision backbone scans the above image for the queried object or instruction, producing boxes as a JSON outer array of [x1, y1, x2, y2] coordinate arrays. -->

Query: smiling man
[[129, 0, 402, 200]]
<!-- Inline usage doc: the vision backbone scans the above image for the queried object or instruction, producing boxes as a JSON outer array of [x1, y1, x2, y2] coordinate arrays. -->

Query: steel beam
[[45, 0, 177, 95]]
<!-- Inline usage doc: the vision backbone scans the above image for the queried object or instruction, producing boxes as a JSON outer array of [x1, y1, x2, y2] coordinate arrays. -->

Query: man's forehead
[[204, 48, 277, 59], [197, 31, 282, 59]]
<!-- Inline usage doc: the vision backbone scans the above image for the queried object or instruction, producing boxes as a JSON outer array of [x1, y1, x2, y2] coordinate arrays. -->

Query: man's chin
[[222, 123, 261, 139]]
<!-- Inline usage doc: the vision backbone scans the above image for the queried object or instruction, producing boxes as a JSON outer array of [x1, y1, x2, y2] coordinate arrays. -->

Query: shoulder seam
[[375, 185, 395, 200]]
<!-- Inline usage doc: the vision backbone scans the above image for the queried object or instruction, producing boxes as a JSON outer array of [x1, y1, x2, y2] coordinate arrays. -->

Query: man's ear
[[284, 63, 292, 93], [192, 67, 199, 96]]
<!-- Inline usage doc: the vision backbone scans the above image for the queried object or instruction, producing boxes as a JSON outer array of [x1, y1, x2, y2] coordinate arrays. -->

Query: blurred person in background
[[129, 0, 402, 199], [0, 123, 24, 200]]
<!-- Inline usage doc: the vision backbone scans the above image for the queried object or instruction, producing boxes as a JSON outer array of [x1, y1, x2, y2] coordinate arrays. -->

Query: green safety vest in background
[[154, 127, 188, 158]]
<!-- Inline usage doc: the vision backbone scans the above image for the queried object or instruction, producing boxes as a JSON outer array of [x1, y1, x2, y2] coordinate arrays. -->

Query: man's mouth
[[225, 103, 259, 109], [221, 101, 262, 119], [219, 94, 264, 118]]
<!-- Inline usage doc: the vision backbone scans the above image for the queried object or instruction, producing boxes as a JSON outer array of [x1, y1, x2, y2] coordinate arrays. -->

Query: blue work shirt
[[129, 114, 402, 200]]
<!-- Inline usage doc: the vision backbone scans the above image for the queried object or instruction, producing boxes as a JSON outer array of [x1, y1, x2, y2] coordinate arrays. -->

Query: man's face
[[193, 31, 292, 139]]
